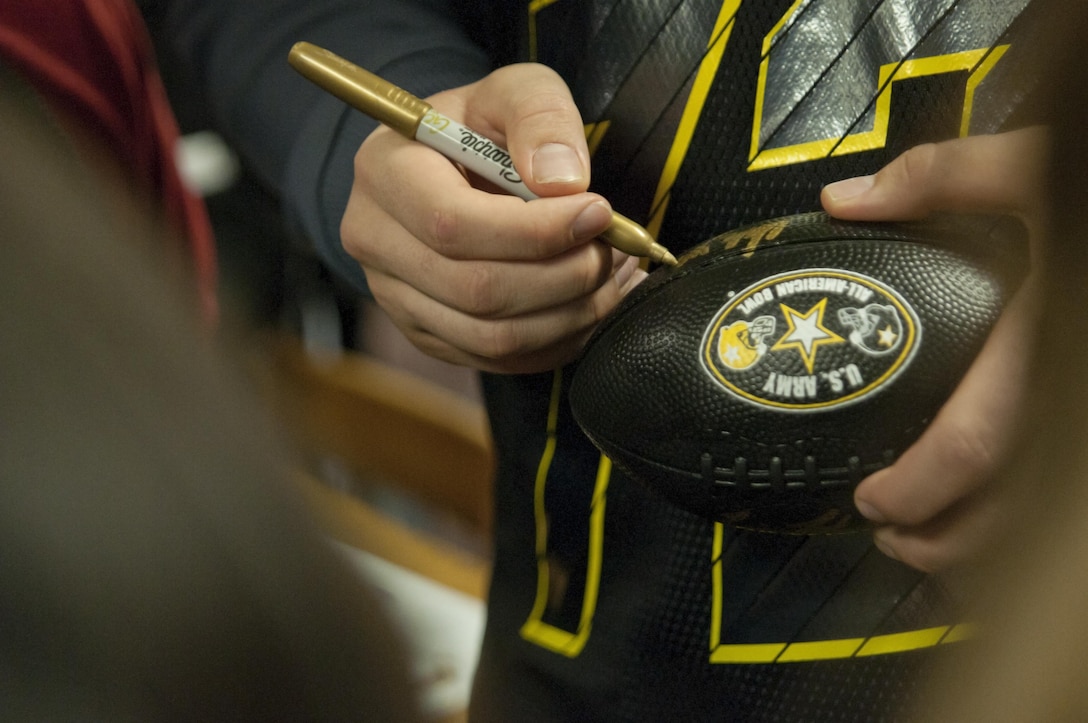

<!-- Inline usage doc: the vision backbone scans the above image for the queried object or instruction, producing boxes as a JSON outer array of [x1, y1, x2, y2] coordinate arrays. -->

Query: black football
[[570, 212, 1028, 535]]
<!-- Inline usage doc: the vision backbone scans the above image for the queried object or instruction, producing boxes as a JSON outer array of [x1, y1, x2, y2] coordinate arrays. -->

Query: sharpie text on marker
[[421, 111, 527, 194], [287, 41, 677, 266]]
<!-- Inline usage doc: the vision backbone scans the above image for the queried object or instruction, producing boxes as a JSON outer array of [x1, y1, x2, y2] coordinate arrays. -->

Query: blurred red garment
[[0, 0, 217, 319]]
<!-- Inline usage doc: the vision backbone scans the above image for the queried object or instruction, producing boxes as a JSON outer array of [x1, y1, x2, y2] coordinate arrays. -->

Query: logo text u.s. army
[[700, 269, 920, 412]]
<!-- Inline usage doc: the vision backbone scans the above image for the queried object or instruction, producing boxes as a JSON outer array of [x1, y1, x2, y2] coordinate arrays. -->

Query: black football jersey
[[471, 1, 1046, 720]]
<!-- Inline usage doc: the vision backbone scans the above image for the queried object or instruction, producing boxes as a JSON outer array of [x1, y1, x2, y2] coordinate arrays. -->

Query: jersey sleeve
[[145, 0, 494, 292]]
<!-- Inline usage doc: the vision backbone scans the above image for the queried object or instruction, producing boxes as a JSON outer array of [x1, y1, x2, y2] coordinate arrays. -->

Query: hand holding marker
[[287, 41, 677, 267]]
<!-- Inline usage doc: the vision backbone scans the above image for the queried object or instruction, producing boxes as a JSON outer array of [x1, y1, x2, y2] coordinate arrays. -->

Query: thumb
[[467, 63, 591, 198], [821, 128, 1047, 221]]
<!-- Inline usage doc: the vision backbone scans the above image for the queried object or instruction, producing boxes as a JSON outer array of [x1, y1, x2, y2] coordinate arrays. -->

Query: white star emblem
[[723, 343, 741, 365], [771, 299, 846, 373], [877, 325, 898, 348]]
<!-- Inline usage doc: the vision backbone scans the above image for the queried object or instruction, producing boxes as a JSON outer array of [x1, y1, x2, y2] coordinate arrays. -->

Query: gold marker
[[288, 41, 677, 267]]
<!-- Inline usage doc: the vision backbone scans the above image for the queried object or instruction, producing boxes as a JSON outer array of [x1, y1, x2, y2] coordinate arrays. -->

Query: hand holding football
[[570, 212, 1027, 535]]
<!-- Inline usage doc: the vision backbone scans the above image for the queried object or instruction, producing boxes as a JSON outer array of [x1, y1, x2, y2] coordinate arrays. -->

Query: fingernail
[[533, 143, 585, 184], [572, 201, 611, 240], [873, 536, 898, 561], [855, 499, 886, 524], [823, 175, 875, 203]]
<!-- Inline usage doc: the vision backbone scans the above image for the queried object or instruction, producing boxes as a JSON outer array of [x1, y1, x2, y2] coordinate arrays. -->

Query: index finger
[[355, 126, 613, 261]]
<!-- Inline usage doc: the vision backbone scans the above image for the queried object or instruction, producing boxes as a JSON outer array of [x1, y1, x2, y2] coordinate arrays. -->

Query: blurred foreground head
[[0, 66, 420, 721], [921, 3, 1088, 721]]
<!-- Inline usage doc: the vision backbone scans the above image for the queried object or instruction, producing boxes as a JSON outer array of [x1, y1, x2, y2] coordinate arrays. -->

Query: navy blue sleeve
[[147, 0, 494, 292]]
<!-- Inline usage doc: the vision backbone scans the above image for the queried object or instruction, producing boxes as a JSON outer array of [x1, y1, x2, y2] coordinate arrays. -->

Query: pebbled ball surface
[[570, 212, 1028, 534]]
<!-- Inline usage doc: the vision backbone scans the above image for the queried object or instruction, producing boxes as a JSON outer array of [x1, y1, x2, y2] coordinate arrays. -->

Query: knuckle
[[512, 89, 580, 127], [352, 141, 370, 175], [426, 202, 462, 257], [896, 143, 940, 189], [460, 264, 507, 317], [936, 420, 999, 482], [339, 208, 371, 264], [479, 320, 527, 361], [353, 139, 383, 190]]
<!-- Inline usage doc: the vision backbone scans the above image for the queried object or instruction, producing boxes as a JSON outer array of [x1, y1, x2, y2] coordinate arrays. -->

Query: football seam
[[603, 440, 899, 493], [700, 450, 896, 493]]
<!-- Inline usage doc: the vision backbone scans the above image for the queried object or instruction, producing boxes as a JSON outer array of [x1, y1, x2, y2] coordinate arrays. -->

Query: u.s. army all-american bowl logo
[[700, 268, 920, 411]]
